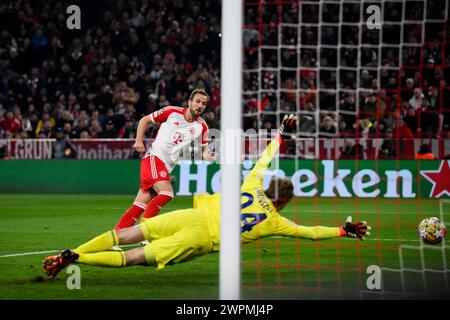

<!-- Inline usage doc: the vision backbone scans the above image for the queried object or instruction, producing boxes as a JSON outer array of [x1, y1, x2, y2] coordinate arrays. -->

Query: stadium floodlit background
[[0, 0, 449, 300]]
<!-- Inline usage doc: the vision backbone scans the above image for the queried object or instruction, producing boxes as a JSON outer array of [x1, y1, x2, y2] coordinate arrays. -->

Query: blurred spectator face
[[361, 118, 371, 128], [368, 95, 376, 104], [361, 70, 369, 80], [106, 121, 114, 130], [346, 94, 355, 104], [407, 107, 416, 117], [386, 129, 393, 138], [414, 88, 422, 98], [323, 116, 333, 128], [429, 87, 438, 97], [28, 104, 36, 114], [205, 111, 215, 121], [406, 78, 414, 88], [262, 121, 272, 130], [80, 131, 90, 139], [64, 123, 71, 133], [43, 120, 52, 130], [107, 108, 114, 117]]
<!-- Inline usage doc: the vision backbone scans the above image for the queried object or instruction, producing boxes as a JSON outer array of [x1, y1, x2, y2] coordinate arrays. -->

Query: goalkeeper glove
[[278, 114, 297, 141], [340, 216, 371, 240]]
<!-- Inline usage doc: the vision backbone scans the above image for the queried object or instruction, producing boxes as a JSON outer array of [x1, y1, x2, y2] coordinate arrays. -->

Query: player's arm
[[275, 216, 371, 240], [134, 107, 174, 153], [200, 121, 216, 161], [133, 114, 153, 153], [243, 114, 297, 187], [202, 145, 215, 161]]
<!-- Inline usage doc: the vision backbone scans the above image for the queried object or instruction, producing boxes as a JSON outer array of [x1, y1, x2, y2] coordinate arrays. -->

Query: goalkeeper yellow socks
[[77, 251, 126, 267], [74, 230, 119, 254], [143, 243, 156, 266]]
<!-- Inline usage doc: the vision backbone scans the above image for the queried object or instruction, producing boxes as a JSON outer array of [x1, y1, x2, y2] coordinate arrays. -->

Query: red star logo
[[420, 160, 450, 198], [174, 121, 179, 126]]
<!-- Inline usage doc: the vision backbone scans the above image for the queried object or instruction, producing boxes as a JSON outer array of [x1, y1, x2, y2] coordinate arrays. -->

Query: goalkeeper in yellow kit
[[43, 114, 371, 278]]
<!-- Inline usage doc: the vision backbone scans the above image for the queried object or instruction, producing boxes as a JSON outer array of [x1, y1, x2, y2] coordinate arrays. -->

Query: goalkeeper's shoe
[[43, 249, 79, 279], [341, 216, 371, 240], [279, 114, 297, 141]]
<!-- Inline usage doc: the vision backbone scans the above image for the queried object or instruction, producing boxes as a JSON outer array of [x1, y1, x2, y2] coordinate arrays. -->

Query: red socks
[[142, 192, 173, 219], [114, 202, 147, 230], [114, 192, 174, 229]]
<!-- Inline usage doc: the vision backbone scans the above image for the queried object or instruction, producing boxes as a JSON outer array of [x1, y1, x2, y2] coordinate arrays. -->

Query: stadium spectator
[[403, 107, 419, 136], [414, 144, 436, 160], [409, 88, 423, 110], [0, 0, 447, 160], [203, 110, 220, 130], [340, 140, 364, 159], [113, 81, 139, 115], [0, 144, 8, 160], [378, 139, 397, 159], [43, 116, 370, 278], [319, 115, 336, 137], [118, 119, 137, 139], [52, 126, 76, 159], [0, 110, 19, 137], [113, 88, 215, 231], [98, 119, 118, 139], [395, 117, 414, 139], [418, 98, 441, 138]]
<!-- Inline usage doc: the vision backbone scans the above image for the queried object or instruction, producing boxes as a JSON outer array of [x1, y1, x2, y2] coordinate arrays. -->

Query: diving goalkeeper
[[43, 114, 371, 278]]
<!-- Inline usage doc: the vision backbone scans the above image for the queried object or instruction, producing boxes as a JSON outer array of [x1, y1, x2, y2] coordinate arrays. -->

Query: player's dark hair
[[189, 88, 210, 103], [265, 177, 294, 204]]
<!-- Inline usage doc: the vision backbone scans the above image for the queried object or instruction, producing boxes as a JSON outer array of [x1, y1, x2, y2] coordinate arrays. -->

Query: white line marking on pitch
[[0, 240, 422, 259], [0, 250, 60, 258]]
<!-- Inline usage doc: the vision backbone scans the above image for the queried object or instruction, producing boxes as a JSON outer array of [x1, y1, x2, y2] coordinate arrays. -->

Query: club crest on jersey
[[159, 170, 167, 178], [189, 127, 196, 135]]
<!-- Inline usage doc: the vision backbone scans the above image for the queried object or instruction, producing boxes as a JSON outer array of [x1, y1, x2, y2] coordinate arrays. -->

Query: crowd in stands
[[0, 0, 221, 141], [242, 0, 450, 144], [0, 0, 448, 160]]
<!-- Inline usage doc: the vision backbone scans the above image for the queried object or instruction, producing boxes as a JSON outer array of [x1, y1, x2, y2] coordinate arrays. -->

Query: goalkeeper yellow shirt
[[193, 135, 340, 251]]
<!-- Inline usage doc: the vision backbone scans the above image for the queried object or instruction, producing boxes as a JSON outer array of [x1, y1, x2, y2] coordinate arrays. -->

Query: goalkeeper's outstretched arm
[[243, 114, 297, 188], [275, 216, 371, 241]]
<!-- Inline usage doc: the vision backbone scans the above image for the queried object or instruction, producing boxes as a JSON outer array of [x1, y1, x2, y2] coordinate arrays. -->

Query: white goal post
[[220, 0, 243, 300]]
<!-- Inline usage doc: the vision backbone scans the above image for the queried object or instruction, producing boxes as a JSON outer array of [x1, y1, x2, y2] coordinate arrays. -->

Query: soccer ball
[[418, 217, 447, 245]]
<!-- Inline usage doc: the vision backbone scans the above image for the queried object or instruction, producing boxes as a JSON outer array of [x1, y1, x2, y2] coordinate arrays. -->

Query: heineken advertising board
[[173, 160, 450, 199]]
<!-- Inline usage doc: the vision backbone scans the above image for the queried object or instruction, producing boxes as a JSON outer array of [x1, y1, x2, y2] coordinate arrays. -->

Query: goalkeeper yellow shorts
[[140, 208, 214, 269]]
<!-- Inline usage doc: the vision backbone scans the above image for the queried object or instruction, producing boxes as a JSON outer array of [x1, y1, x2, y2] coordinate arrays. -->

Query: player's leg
[[114, 187, 153, 230], [141, 180, 174, 220], [44, 230, 131, 278], [74, 224, 145, 255], [138, 155, 173, 221], [43, 209, 203, 277], [74, 246, 148, 268], [142, 180, 173, 221], [114, 156, 159, 230], [53, 226, 147, 272]]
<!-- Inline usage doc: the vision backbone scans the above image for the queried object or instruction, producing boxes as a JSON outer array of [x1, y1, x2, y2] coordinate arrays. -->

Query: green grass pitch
[[0, 194, 448, 300]]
